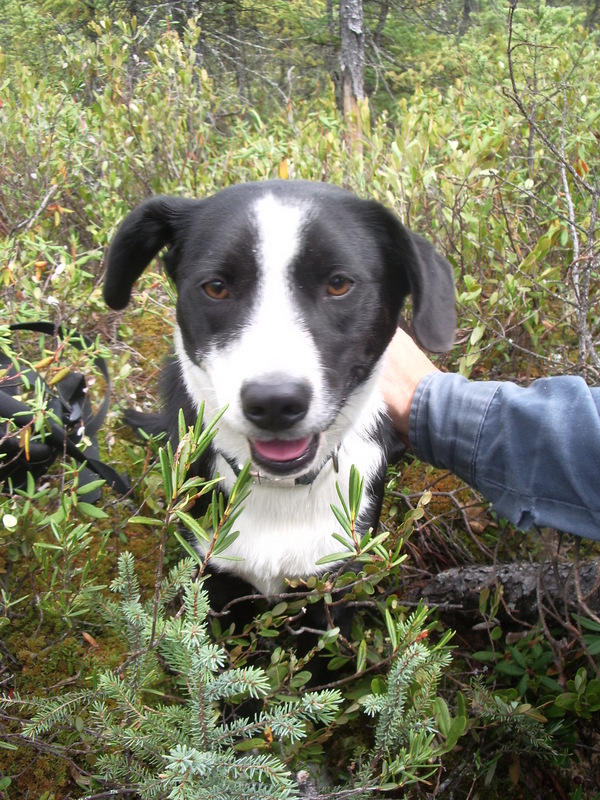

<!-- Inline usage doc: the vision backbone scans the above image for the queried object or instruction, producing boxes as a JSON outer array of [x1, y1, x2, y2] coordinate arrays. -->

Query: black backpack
[[0, 322, 130, 502]]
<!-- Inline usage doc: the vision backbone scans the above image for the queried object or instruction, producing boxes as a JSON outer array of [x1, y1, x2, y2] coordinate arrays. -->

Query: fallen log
[[411, 558, 600, 621]]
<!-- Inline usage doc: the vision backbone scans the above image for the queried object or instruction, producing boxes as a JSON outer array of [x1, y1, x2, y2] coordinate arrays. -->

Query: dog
[[104, 179, 455, 672]]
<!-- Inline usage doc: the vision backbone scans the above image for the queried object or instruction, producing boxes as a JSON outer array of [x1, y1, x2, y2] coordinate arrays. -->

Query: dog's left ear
[[403, 230, 456, 352], [104, 195, 200, 310], [371, 203, 456, 352]]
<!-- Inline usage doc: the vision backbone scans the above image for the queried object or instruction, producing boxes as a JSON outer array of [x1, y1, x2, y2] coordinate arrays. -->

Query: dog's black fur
[[105, 180, 455, 677]]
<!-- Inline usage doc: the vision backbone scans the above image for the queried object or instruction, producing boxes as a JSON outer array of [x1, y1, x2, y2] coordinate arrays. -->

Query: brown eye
[[203, 280, 229, 300], [327, 275, 354, 297]]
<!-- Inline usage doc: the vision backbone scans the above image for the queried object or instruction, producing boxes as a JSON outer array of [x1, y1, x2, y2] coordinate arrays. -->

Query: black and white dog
[[104, 180, 455, 658]]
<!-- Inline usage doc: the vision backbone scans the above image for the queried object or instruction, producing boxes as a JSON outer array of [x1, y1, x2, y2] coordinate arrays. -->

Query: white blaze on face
[[202, 194, 327, 432]]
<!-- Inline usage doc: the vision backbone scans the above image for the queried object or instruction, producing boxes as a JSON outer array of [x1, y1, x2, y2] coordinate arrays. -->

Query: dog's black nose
[[241, 377, 312, 431]]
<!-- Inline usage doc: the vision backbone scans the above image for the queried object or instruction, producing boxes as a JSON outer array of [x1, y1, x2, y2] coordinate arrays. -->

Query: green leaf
[[356, 638, 367, 673], [330, 504, 352, 537], [383, 609, 397, 651], [234, 738, 269, 752], [76, 479, 106, 495], [172, 530, 204, 566], [319, 627, 340, 647], [174, 510, 210, 543], [578, 616, 600, 632], [471, 650, 496, 662], [553, 692, 578, 709], [508, 646, 527, 669], [444, 716, 468, 750], [495, 661, 524, 677], [290, 671, 312, 689], [76, 502, 109, 519], [315, 551, 353, 566], [433, 697, 451, 736], [159, 447, 173, 504], [211, 530, 241, 558], [478, 586, 490, 615], [469, 323, 485, 346]]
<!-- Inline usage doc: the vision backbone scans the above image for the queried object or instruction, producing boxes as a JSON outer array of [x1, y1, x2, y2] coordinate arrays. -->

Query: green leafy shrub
[[2, 419, 457, 797]]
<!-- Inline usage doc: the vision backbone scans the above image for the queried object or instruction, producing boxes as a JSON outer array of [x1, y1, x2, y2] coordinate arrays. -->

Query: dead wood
[[410, 558, 600, 621]]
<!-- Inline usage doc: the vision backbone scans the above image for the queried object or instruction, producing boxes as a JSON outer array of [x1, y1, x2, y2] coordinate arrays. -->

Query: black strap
[[0, 322, 130, 497], [8, 322, 111, 437]]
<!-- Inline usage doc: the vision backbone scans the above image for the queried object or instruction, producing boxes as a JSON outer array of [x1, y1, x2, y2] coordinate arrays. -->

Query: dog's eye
[[203, 280, 229, 300], [327, 275, 354, 297]]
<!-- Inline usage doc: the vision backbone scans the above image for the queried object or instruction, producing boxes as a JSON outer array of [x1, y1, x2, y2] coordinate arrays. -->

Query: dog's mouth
[[250, 434, 320, 475]]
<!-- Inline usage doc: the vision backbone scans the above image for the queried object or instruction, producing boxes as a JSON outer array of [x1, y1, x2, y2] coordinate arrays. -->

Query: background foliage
[[1, 1, 600, 797]]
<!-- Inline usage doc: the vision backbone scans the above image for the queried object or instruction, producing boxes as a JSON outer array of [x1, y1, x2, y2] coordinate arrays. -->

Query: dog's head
[[104, 181, 455, 479]]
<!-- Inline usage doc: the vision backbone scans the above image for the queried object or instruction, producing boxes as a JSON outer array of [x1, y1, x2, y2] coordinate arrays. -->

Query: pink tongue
[[253, 437, 311, 462]]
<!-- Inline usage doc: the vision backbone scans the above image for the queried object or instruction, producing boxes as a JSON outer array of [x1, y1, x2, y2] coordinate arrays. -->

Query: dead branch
[[412, 558, 600, 621]]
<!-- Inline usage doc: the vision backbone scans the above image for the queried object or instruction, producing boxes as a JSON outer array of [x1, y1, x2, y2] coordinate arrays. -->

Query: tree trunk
[[373, 0, 390, 48], [339, 0, 365, 148], [459, 0, 473, 37], [587, 0, 600, 30]]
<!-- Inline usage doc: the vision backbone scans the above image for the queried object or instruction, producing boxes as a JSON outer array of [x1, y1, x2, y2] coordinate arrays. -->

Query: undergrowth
[[1, 3, 600, 797]]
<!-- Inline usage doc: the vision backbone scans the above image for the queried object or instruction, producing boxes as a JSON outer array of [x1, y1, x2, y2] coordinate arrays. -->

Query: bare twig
[[9, 184, 59, 237]]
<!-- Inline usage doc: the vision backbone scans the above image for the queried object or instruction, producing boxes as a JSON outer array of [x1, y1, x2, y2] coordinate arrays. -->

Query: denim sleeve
[[409, 372, 600, 539]]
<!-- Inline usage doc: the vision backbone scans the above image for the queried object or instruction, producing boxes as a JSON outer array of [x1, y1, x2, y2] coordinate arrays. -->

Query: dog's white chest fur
[[177, 326, 388, 595], [209, 416, 385, 596]]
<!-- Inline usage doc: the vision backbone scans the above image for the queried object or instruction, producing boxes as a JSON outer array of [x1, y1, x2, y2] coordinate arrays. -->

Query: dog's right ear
[[103, 196, 200, 310]]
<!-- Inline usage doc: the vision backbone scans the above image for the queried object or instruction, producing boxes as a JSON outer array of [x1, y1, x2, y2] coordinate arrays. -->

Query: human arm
[[381, 329, 600, 539]]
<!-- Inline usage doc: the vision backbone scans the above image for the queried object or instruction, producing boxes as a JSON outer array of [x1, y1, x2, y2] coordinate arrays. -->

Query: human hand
[[380, 328, 438, 445]]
